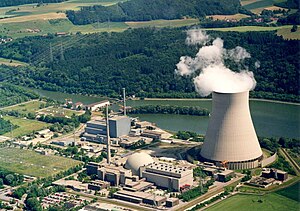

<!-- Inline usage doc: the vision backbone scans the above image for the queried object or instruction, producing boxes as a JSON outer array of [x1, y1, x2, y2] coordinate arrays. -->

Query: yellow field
[[207, 14, 250, 21]]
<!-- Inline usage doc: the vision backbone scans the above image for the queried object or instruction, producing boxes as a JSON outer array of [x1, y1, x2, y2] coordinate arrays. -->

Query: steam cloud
[[176, 29, 256, 96]]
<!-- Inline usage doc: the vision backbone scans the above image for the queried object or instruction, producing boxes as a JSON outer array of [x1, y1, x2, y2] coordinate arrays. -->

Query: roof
[[86, 100, 109, 107], [124, 152, 154, 175]]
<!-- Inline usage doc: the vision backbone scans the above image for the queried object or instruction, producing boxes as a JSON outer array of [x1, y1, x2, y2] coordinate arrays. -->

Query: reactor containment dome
[[124, 152, 154, 175], [200, 91, 263, 170]]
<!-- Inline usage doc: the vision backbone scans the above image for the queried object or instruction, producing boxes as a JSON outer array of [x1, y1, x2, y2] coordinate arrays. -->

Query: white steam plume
[[176, 29, 256, 96], [186, 29, 210, 45]]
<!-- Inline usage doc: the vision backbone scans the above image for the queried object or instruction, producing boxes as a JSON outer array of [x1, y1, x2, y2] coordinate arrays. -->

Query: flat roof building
[[141, 162, 193, 191]]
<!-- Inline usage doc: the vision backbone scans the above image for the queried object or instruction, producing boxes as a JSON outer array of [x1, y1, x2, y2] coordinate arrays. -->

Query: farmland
[[1, 100, 46, 114], [0, 147, 81, 177], [241, 0, 287, 14], [205, 25, 300, 40], [207, 188, 300, 211], [2, 116, 49, 137]]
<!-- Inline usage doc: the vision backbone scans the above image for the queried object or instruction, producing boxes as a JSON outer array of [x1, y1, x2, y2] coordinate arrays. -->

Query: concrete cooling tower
[[200, 91, 263, 170]]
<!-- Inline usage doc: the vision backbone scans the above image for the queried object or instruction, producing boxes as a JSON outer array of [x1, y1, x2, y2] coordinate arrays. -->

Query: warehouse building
[[113, 190, 167, 206], [82, 116, 131, 142]]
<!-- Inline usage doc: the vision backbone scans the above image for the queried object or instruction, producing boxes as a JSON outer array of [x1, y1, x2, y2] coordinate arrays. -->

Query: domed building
[[124, 152, 154, 176]]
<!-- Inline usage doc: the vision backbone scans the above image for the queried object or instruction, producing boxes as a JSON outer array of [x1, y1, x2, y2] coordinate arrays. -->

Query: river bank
[[140, 98, 300, 106]]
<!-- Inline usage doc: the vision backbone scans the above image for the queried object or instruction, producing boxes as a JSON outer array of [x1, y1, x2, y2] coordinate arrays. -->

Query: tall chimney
[[106, 104, 111, 164], [123, 88, 126, 116], [200, 91, 262, 169]]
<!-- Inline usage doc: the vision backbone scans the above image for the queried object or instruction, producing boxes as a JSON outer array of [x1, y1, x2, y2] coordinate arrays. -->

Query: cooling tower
[[200, 91, 263, 170]]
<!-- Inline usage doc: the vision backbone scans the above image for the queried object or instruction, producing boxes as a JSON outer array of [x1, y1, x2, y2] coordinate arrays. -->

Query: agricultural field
[[126, 19, 200, 28], [207, 14, 250, 21], [207, 187, 300, 211], [0, 147, 81, 177], [38, 106, 83, 117], [241, 0, 287, 14], [205, 25, 300, 40], [1, 100, 46, 114], [0, 57, 27, 66], [2, 116, 49, 137]]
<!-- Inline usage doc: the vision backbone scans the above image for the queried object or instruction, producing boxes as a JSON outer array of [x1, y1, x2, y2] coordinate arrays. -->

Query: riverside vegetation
[[0, 28, 299, 102]]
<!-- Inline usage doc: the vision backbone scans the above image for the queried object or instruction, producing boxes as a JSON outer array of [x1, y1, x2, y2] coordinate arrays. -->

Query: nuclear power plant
[[200, 91, 263, 170]]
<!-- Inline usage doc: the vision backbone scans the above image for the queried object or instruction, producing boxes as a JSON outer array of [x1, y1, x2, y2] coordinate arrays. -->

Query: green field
[[39, 107, 83, 117], [0, 147, 81, 177], [126, 19, 200, 28], [275, 181, 300, 202], [2, 116, 49, 137], [2, 100, 45, 114], [241, 0, 287, 14], [205, 25, 300, 39], [0, 18, 201, 38], [207, 192, 300, 211], [0, 57, 27, 66]]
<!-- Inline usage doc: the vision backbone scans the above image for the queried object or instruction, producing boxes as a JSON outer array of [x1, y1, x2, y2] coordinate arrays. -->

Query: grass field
[[275, 181, 300, 202], [2, 116, 49, 137], [207, 192, 300, 211], [205, 25, 300, 39], [38, 107, 83, 117], [0, 147, 81, 177], [0, 18, 200, 38], [241, 0, 287, 14], [0, 57, 27, 66], [2, 101, 46, 114], [126, 19, 200, 28]]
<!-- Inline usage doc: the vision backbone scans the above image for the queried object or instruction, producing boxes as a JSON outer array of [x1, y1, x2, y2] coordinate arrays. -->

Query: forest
[[0, 28, 299, 102], [66, 0, 241, 25], [128, 105, 210, 116], [0, 83, 39, 107], [0, 118, 17, 135], [0, 0, 67, 7]]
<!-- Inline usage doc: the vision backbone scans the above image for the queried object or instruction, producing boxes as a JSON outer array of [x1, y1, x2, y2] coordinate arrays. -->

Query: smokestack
[[123, 88, 126, 116], [106, 104, 111, 164], [200, 91, 263, 170]]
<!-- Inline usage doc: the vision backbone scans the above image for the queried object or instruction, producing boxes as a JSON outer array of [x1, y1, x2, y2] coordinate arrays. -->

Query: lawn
[[0, 147, 81, 177], [207, 192, 300, 211], [2, 116, 49, 137], [2, 100, 46, 114]]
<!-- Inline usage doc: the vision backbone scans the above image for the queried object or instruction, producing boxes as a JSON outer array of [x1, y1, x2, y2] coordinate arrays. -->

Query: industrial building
[[113, 190, 167, 206], [82, 116, 131, 142], [261, 168, 288, 181], [141, 162, 194, 191], [87, 152, 193, 192], [85, 100, 110, 111], [200, 91, 263, 170], [124, 152, 154, 176]]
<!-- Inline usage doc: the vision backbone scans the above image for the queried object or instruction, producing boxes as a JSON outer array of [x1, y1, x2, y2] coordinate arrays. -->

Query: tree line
[[0, 28, 299, 102], [0, 83, 39, 108], [128, 105, 210, 116], [0, 0, 67, 7], [66, 0, 241, 25]]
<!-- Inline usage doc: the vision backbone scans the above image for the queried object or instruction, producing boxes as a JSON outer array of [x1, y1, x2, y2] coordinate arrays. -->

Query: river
[[33, 89, 300, 139]]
